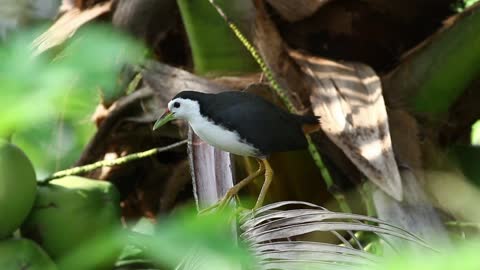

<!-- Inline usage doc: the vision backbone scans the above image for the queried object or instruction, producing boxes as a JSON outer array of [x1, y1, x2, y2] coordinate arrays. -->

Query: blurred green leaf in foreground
[[55, 203, 480, 270], [58, 207, 255, 270], [471, 119, 480, 145], [378, 240, 480, 270], [453, 0, 480, 12], [0, 25, 144, 175]]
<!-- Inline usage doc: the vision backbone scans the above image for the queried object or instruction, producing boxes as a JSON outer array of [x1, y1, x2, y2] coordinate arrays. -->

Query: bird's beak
[[153, 109, 175, 130]]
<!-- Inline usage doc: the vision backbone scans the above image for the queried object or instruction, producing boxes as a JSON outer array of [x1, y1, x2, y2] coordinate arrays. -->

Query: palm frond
[[176, 200, 434, 269], [238, 201, 433, 270]]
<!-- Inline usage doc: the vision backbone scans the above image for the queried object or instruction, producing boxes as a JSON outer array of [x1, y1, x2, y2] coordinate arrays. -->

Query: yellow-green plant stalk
[[41, 140, 188, 183]]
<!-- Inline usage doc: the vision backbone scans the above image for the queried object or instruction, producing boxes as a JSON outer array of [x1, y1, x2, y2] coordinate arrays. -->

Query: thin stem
[[207, 0, 352, 213], [446, 221, 480, 230], [360, 181, 376, 218], [306, 135, 352, 213], [126, 72, 143, 94], [207, 0, 296, 113], [40, 140, 188, 184]]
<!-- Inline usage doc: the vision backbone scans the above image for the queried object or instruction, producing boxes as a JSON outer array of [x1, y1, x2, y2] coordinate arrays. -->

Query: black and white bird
[[153, 90, 320, 209]]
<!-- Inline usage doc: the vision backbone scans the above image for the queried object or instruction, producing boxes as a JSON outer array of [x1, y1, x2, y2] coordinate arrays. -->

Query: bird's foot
[[199, 160, 265, 215], [198, 192, 237, 215]]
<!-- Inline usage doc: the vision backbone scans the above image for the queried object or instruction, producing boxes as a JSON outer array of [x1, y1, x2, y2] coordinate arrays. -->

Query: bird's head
[[153, 91, 203, 130]]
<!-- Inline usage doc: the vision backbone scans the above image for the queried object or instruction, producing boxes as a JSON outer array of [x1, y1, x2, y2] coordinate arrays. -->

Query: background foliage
[[2, 0, 480, 269]]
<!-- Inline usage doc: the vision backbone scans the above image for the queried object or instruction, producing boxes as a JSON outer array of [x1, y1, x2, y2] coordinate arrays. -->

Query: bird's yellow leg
[[254, 158, 273, 209], [200, 159, 264, 214]]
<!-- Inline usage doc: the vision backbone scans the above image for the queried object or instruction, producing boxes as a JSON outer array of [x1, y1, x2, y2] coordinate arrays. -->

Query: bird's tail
[[297, 114, 320, 125], [296, 114, 321, 134]]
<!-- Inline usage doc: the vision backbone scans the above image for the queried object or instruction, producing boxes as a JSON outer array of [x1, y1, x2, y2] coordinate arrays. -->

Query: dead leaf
[[112, 0, 177, 48], [32, 1, 112, 55], [292, 51, 403, 201], [266, 0, 332, 22], [373, 168, 451, 248], [188, 130, 235, 210], [253, 0, 311, 109]]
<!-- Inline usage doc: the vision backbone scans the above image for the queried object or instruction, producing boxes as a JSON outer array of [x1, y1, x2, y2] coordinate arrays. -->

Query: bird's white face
[[153, 97, 202, 130], [168, 98, 200, 121], [167, 98, 201, 121]]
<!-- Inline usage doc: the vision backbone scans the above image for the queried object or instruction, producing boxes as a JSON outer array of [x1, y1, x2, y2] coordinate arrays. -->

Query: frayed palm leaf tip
[[239, 201, 433, 270]]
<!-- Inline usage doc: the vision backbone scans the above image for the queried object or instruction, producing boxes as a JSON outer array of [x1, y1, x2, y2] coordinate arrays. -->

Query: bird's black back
[[174, 91, 319, 156]]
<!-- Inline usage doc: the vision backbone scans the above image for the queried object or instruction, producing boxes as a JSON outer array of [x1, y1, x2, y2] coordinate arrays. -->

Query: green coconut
[[0, 139, 37, 239], [0, 238, 57, 270], [21, 176, 121, 267]]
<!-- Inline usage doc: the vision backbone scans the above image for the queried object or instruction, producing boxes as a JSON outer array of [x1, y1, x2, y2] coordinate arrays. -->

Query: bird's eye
[[173, 102, 180, 108]]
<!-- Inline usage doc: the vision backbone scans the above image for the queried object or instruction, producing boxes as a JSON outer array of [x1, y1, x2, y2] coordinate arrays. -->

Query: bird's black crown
[[173, 91, 207, 101]]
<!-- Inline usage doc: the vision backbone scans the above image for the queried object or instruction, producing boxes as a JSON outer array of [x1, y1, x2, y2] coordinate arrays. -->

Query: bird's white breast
[[188, 115, 258, 157]]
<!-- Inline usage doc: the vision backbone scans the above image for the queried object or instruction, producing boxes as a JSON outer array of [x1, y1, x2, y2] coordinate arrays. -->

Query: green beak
[[153, 110, 175, 130]]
